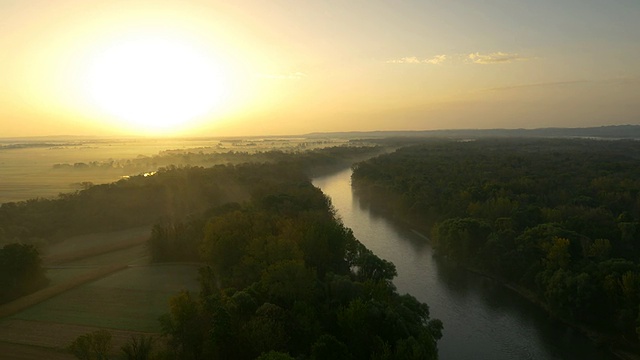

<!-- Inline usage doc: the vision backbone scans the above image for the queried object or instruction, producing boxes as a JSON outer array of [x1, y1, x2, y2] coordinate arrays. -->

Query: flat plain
[[0, 136, 344, 204], [0, 226, 199, 358]]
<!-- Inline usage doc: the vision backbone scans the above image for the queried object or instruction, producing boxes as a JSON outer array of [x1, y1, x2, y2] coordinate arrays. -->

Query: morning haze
[[1, 1, 639, 360], [1, 0, 639, 137]]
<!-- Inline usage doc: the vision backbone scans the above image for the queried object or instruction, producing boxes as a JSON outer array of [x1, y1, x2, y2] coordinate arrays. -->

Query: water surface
[[313, 168, 613, 360]]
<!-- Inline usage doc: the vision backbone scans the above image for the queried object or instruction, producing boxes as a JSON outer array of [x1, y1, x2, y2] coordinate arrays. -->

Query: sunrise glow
[[0, 0, 638, 137], [84, 34, 230, 134]]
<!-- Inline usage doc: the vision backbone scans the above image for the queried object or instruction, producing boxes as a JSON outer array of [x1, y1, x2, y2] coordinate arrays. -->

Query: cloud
[[468, 52, 528, 64], [425, 54, 447, 65], [258, 72, 307, 80], [386, 55, 447, 65], [386, 56, 421, 64]]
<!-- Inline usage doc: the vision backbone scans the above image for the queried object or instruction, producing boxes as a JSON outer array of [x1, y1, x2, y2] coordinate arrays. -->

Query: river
[[313, 168, 615, 360]]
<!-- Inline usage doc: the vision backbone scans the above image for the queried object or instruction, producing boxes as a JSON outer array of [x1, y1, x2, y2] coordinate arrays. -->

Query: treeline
[[51, 145, 375, 178], [148, 162, 442, 359], [0, 146, 379, 244], [352, 138, 640, 347]]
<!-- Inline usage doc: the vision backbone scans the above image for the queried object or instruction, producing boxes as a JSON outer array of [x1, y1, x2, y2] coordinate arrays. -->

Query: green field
[[11, 264, 199, 333], [0, 225, 200, 356], [44, 227, 149, 258]]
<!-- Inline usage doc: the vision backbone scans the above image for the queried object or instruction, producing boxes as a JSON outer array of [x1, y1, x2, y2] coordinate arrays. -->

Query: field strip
[[0, 341, 75, 360], [44, 235, 147, 265], [0, 264, 127, 319], [0, 319, 160, 355]]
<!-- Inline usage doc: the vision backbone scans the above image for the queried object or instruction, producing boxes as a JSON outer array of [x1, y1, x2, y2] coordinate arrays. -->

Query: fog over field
[[0, 136, 347, 204]]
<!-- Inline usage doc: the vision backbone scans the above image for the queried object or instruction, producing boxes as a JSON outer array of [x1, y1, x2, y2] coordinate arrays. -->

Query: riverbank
[[407, 225, 640, 360], [349, 169, 640, 359], [316, 168, 617, 359]]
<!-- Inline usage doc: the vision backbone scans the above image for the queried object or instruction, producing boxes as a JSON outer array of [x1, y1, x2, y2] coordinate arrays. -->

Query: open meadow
[[0, 224, 199, 358], [7, 264, 200, 333]]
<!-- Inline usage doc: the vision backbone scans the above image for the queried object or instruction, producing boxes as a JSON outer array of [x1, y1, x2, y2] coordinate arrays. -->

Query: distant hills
[[307, 125, 640, 139], [3, 125, 640, 143]]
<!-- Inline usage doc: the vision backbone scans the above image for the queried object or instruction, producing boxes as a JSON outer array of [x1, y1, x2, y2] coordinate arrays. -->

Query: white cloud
[[386, 56, 421, 64], [386, 55, 447, 64], [425, 54, 447, 65], [468, 52, 528, 64], [387, 52, 530, 65]]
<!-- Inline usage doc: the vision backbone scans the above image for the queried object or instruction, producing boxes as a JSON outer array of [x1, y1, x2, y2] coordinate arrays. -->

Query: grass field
[[11, 264, 199, 333], [43, 227, 150, 261], [0, 338, 75, 360], [0, 319, 157, 359], [0, 265, 127, 319], [0, 225, 200, 357]]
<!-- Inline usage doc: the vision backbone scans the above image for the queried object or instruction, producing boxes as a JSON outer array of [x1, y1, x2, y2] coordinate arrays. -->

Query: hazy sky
[[1, 0, 639, 137]]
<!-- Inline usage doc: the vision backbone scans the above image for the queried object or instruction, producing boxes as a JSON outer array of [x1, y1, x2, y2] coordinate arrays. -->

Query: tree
[[545, 237, 571, 270], [432, 218, 491, 262], [244, 303, 290, 356], [0, 243, 48, 303], [159, 291, 207, 360], [310, 334, 351, 360], [68, 330, 112, 360], [121, 335, 155, 360], [255, 351, 295, 360]]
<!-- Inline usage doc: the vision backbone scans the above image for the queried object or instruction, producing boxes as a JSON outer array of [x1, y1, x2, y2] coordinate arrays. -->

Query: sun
[[85, 34, 229, 134]]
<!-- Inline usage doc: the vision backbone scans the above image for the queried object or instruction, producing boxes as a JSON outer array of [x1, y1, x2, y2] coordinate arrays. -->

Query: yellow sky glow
[[84, 34, 230, 135], [1, 0, 639, 137]]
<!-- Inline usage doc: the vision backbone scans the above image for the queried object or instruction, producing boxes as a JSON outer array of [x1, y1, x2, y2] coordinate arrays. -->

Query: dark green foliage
[[0, 146, 380, 243], [68, 330, 112, 360], [311, 334, 351, 360], [433, 218, 491, 262], [0, 243, 48, 303], [121, 335, 155, 360], [255, 351, 295, 360], [159, 291, 207, 360], [158, 163, 441, 359], [149, 218, 203, 262], [352, 138, 640, 343]]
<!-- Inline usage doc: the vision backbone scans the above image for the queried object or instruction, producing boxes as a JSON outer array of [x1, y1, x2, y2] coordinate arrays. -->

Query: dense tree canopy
[[0, 146, 380, 243], [352, 138, 640, 347], [153, 162, 442, 359], [0, 243, 48, 303], [0, 146, 382, 315]]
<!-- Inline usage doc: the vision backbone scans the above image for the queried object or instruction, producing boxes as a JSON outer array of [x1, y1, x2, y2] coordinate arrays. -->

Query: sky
[[1, 0, 639, 137]]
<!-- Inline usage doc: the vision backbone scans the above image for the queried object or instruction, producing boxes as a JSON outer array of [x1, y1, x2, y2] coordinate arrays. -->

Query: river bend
[[313, 168, 613, 360]]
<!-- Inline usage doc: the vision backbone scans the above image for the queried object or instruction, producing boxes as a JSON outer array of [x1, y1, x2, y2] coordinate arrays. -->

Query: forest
[[0, 146, 377, 305], [0, 144, 447, 359], [147, 161, 442, 359], [351, 138, 640, 352], [0, 146, 378, 244]]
